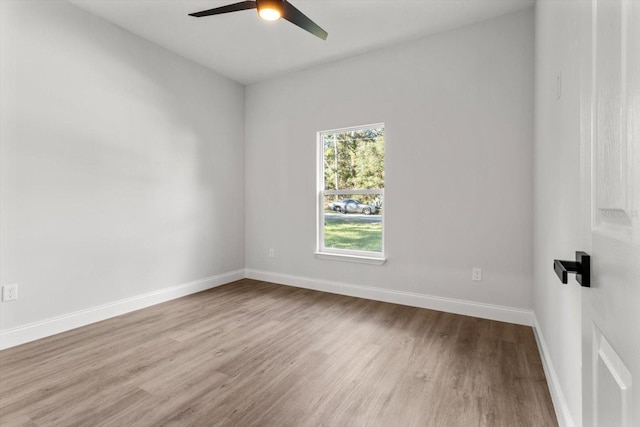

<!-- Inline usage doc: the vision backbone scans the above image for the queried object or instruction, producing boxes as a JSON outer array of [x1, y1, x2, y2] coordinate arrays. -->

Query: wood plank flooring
[[0, 279, 558, 426]]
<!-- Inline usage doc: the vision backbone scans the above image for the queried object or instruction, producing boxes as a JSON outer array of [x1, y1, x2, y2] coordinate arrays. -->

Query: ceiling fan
[[189, 0, 328, 40]]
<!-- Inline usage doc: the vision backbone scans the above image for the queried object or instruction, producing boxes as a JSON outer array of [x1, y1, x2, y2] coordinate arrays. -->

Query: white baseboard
[[0, 268, 536, 350], [245, 269, 534, 326], [0, 269, 245, 350], [532, 315, 576, 427]]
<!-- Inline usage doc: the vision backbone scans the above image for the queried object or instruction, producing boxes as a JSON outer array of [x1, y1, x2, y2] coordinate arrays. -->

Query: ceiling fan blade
[[281, 1, 328, 40], [189, 1, 257, 18]]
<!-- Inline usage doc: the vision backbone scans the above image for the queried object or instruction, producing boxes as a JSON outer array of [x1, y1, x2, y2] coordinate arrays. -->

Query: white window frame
[[315, 124, 386, 264]]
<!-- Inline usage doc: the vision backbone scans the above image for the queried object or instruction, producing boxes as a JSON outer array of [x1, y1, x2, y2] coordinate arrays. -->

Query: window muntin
[[317, 124, 384, 259]]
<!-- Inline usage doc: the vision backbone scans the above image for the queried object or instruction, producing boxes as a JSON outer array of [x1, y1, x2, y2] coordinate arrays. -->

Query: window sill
[[314, 252, 387, 265]]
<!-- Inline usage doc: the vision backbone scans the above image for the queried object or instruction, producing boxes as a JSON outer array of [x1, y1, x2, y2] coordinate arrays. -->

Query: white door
[[581, 0, 640, 426]]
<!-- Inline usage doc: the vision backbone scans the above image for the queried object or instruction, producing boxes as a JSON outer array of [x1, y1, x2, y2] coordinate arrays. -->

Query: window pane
[[323, 127, 384, 191], [323, 194, 382, 253], [319, 124, 384, 258]]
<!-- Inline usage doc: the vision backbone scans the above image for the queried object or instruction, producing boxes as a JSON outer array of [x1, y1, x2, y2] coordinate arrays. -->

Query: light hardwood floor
[[0, 279, 557, 426]]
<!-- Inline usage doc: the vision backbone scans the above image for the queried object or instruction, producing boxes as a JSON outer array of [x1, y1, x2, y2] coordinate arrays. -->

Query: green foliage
[[323, 127, 384, 191]]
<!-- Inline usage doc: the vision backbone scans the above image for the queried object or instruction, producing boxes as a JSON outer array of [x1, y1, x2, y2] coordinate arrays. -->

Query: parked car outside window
[[328, 199, 378, 215]]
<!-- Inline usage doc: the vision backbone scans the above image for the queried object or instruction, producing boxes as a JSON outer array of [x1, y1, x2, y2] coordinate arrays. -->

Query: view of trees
[[323, 127, 384, 191]]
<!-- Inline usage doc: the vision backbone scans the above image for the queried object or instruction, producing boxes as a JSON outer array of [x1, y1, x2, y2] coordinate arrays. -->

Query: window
[[316, 124, 385, 263]]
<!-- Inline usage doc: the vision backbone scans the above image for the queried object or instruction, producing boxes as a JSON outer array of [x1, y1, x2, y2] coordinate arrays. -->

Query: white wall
[[245, 10, 534, 312], [534, 1, 586, 426], [0, 1, 245, 333]]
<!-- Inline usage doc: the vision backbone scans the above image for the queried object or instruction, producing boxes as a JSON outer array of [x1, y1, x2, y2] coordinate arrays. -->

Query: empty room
[[1, 0, 638, 426]]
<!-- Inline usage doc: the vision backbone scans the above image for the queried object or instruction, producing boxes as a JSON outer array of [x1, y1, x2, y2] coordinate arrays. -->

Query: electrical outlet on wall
[[2, 284, 18, 302], [472, 268, 482, 282], [268, 248, 275, 258], [557, 72, 562, 100]]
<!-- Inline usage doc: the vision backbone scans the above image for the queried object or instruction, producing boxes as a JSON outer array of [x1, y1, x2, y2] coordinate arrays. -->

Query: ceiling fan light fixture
[[189, 0, 328, 40], [257, 0, 282, 21], [258, 7, 281, 21]]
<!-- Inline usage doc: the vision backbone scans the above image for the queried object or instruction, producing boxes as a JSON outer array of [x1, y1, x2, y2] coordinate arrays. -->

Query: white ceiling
[[68, 0, 534, 85]]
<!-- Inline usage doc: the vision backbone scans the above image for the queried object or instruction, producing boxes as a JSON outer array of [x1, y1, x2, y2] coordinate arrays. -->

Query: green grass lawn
[[324, 215, 382, 252]]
